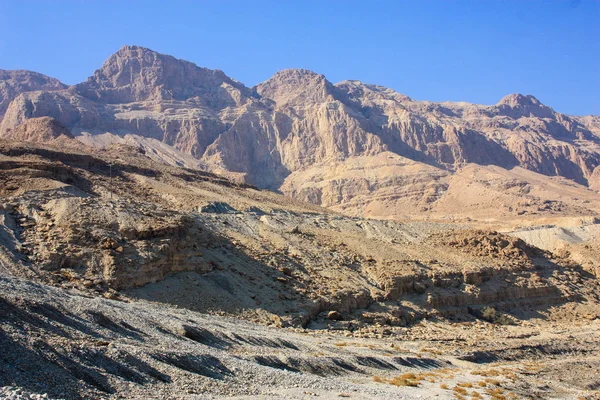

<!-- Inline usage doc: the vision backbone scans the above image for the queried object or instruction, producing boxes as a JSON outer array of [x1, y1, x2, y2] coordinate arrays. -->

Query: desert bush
[[478, 306, 513, 325], [481, 306, 497, 322], [453, 386, 468, 395]]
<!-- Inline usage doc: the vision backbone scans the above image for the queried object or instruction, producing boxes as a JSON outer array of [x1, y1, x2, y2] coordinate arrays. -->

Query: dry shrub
[[374, 372, 421, 387], [486, 387, 506, 400], [390, 372, 420, 387], [389, 376, 419, 387], [453, 386, 468, 395]]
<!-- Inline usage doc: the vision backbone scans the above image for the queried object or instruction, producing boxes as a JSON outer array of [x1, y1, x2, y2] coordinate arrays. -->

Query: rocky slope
[[1, 116, 74, 143], [1, 137, 598, 327], [1, 137, 599, 399], [2, 274, 600, 400], [1, 46, 599, 221]]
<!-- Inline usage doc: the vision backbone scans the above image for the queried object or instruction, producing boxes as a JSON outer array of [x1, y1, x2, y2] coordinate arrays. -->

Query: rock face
[[1, 46, 599, 218], [0, 69, 67, 122]]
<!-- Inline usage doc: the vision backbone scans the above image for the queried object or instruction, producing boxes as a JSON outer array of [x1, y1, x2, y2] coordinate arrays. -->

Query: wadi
[[0, 46, 599, 399]]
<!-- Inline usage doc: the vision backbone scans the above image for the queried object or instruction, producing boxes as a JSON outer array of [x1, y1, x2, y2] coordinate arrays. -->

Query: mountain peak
[[255, 69, 335, 106], [74, 45, 250, 106], [117, 44, 152, 52], [495, 93, 554, 118], [497, 93, 542, 107], [272, 68, 324, 79], [0, 70, 67, 121]]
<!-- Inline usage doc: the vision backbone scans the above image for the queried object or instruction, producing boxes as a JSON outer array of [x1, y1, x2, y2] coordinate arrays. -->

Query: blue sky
[[0, 1, 598, 115]]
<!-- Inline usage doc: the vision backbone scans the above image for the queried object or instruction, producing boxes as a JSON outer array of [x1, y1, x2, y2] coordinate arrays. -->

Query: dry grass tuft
[[373, 373, 421, 387], [485, 387, 506, 400], [453, 386, 468, 395], [389, 376, 419, 387]]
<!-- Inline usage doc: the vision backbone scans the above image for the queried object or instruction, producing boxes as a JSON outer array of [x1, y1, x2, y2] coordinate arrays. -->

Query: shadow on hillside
[[125, 220, 319, 327], [0, 298, 171, 400], [124, 215, 598, 331]]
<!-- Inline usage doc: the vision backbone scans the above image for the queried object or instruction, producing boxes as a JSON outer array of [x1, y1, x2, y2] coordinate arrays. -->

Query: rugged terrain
[[1, 46, 599, 399], [0, 137, 599, 399], [1, 46, 599, 221]]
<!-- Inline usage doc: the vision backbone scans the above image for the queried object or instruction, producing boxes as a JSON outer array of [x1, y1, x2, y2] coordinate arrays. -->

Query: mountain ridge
[[0, 69, 68, 121], [1, 45, 599, 220]]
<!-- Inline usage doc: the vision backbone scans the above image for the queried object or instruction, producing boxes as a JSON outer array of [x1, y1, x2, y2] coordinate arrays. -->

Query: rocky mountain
[[2, 46, 600, 400], [0, 69, 67, 121], [1, 45, 599, 220]]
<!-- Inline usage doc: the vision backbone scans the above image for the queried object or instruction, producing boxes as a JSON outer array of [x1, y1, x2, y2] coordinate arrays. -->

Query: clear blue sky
[[0, 1, 598, 115]]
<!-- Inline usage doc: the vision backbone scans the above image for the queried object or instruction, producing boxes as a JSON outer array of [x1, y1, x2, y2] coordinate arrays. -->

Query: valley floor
[[1, 275, 599, 400]]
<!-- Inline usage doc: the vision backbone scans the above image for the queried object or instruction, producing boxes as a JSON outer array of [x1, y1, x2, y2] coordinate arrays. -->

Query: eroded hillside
[[1, 138, 599, 399]]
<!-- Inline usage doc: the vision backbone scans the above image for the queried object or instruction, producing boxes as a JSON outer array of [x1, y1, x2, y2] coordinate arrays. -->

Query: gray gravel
[[0, 275, 452, 399]]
